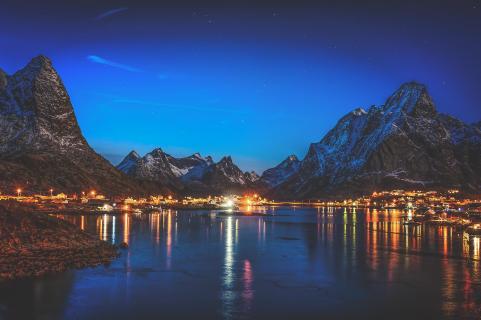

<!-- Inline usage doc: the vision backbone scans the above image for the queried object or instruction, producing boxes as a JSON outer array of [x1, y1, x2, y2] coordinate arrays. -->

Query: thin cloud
[[87, 55, 142, 73], [96, 7, 128, 20]]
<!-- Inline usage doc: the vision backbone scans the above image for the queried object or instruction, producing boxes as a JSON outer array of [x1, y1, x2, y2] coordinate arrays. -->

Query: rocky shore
[[0, 201, 118, 281]]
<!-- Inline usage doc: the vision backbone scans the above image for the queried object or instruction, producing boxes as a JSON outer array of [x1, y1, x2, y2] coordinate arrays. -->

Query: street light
[[49, 188, 53, 197], [16, 188, 22, 197]]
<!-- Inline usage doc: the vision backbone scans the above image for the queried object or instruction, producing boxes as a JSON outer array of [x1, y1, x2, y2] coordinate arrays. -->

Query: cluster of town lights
[[3, 188, 480, 218], [8, 187, 103, 200]]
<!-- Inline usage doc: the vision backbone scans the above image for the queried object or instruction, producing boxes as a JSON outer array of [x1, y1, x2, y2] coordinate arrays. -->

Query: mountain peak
[[0, 55, 88, 156], [220, 156, 233, 163], [29, 55, 52, 66], [286, 154, 299, 162], [19, 55, 53, 76], [352, 107, 367, 116], [259, 153, 301, 188], [126, 150, 140, 160], [150, 147, 164, 155], [399, 81, 427, 90], [117, 150, 141, 174], [384, 81, 436, 117]]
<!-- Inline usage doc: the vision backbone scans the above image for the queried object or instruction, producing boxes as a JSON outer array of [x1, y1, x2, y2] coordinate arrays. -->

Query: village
[[1, 188, 481, 226]]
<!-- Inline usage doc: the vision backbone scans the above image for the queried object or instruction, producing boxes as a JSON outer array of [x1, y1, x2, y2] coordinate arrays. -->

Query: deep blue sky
[[1, 0, 480, 173]]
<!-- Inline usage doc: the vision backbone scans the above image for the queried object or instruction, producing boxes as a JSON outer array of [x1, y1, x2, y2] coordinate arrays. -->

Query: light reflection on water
[[222, 216, 235, 319], [1, 207, 481, 319]]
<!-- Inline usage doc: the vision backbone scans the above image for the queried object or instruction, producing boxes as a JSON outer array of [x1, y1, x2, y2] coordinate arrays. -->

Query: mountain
[[117, 151, 258, 195], [0, 55, 166, 196], [265, 82, 481, 199], [170, 152, 214, 182], [117, 148, 213, 190], [4, 58, 476, 199], [116, 151, 141, 175], [184, 156, 259, 195], [244, 171, 260, 184], [199, 156, 249, 189], [258, 155, 300, 188]]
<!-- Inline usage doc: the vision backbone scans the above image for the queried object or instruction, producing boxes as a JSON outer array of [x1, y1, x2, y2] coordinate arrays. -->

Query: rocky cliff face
[[0, 55, 87, 155], [117, 150, 258, 196], [0, 56, 165, 196], [266, 82, 481, 199]]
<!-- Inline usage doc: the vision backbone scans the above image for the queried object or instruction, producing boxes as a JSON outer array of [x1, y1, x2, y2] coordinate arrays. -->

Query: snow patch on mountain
[[117, 149, 256, 193]]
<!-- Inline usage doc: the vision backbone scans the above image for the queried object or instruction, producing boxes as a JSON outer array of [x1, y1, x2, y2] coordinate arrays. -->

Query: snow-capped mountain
[[265, 82, 481, 199], [3, 57, 477, 199], [0, 55, 166, 195], [259, 155, 300, 188], [169, 152, 214, 182], [116, 151, 141, 175], [117, 148, 213, 189], [117, 151, 258, 195]]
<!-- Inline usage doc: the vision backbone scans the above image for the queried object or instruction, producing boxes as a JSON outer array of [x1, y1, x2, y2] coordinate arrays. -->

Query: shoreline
[[0, 244, 118, 281], [0, 202, 118, 281]]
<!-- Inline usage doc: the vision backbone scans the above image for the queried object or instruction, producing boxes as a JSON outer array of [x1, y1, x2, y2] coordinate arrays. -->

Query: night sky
[[1, 0, 480, 173]]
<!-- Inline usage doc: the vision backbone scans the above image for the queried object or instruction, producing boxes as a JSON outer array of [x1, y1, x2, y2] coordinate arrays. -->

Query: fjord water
[[1, 207, 480, 319]]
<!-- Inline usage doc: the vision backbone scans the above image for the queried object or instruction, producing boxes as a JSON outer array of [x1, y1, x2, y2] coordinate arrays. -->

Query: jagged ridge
[[117, 150, 259, 195], [265, 82, 481, 199]]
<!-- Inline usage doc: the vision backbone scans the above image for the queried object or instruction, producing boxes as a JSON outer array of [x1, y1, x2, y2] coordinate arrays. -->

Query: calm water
[[1, 206, 481, 319]]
